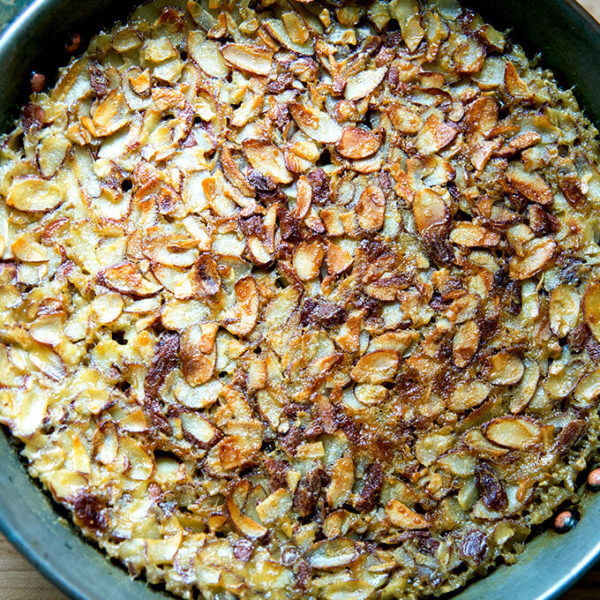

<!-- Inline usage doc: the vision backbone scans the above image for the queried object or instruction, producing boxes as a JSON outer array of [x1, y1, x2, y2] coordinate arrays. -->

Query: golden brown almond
[[336, 127, 382, 160], [416, 115, 458, 155], [356, 184, 386, 231], [221, 44, 273, 75]]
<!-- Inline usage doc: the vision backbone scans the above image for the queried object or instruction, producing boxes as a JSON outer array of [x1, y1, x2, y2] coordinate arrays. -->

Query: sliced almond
[[222, 44, 273, 76], [326, 242, 353, 275], [224, 277, 259, 337], [344, 67, 387, 100], [452, 320, 480, 368], [388, 104, 422, 133], [263, 19, 313, 55], [465, 429, 510, 458], [385, 499, 429, 529], [188, 33, 229, 78], [98, 262, 163, 297], [289, 102, 342, 143], [549, 284, 580, 338], [584, 282, 600, 343], [326, 456, 354, 509], [255, 488, 293, 525], [293, 240, 324, 281], [242, 139, 292, 184], [29, 314, 64, 347], [356, 184, 386, 231], [506, 164, 553, 205], [450, 222, 500, 248], [7, 178, 64, 213], [91, 293, 124, 325], [180, 322, 218, 385], [226, 480, 267, 538], [336, 127, 381, 160], [448, 381, 490, 412], [181, 412, 219, 446], [350, 349, 398, 384], [307, 538, 358, 569], [413, 188, 448, 234], [485, 352, 524, 386], [416, 115, 458, 155], [485, 417, 541, 450], [281, 12, 310, 44], [11, 236, 49, 262], [91, 89, 129, 137], [573, 367, 600, 408], [509, 238, 556, 280]]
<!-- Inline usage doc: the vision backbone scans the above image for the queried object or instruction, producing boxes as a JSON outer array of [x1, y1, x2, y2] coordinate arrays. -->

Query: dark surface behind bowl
[[1, 1, 600, 599]]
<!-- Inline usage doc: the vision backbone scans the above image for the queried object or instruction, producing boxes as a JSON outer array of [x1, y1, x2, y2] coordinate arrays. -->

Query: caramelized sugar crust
[[1, 0, 600, 598]]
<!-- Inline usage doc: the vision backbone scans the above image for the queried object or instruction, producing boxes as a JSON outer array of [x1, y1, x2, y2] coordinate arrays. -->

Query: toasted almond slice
[[485, 417, 541, 450], [354, 383, 387, 405], [344, 67, 387, 100], [180, 323, 218, 385], [450, 222, 500, 247], [350, 349, 398, 384], [289, 102, 342, 143], [142, 235, 198, 268], [263, 19, 313, 55], [222, 44, 273, 76], [416, 115, 458, 155], [452, 320, 480, 368], [98, 262, 163, 297], [573, 367, 600, 408], [388, 104, 422, 133], [146, 531, 183, 565], [448, 381, 490, 412], [294, 176, 312, 219], [336, 127, 381, 160], [188, 33, 229, 78], [464, 429, 509, 457], [7, 178, 64, 213], [226, 480, 267, 538], [91, 293, 124, 325], [11, 236, 49, 262], [509, 239, 556, 280], [412, 188, 449, 234], [504, 61, 533, 99], [386, 499, 429, 529], [91, 89, 129, 137], [463, 96, 498, 135], [112, 28, 143, 53], [181, 412, 219, 446], [356, 184, 386, 231], [255, 488, 293, 524], [308, 538, 358, 569], [470, 140, 497, 172], [224, 277, 259, 337], [506, 164, 553, 205], [282, 12, 310, 44], [584, 282, 600, 342], [242, 139, 292, 184], [221, 147, 255, 196], [29, 314, 64, 347], [326, 242, 353, 275], [293, 239, 324, 281], [38, 135, 70, 178], [326, 456, 354, 508], [549, 284, 580, 338], [486, 352, 524, 386]]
